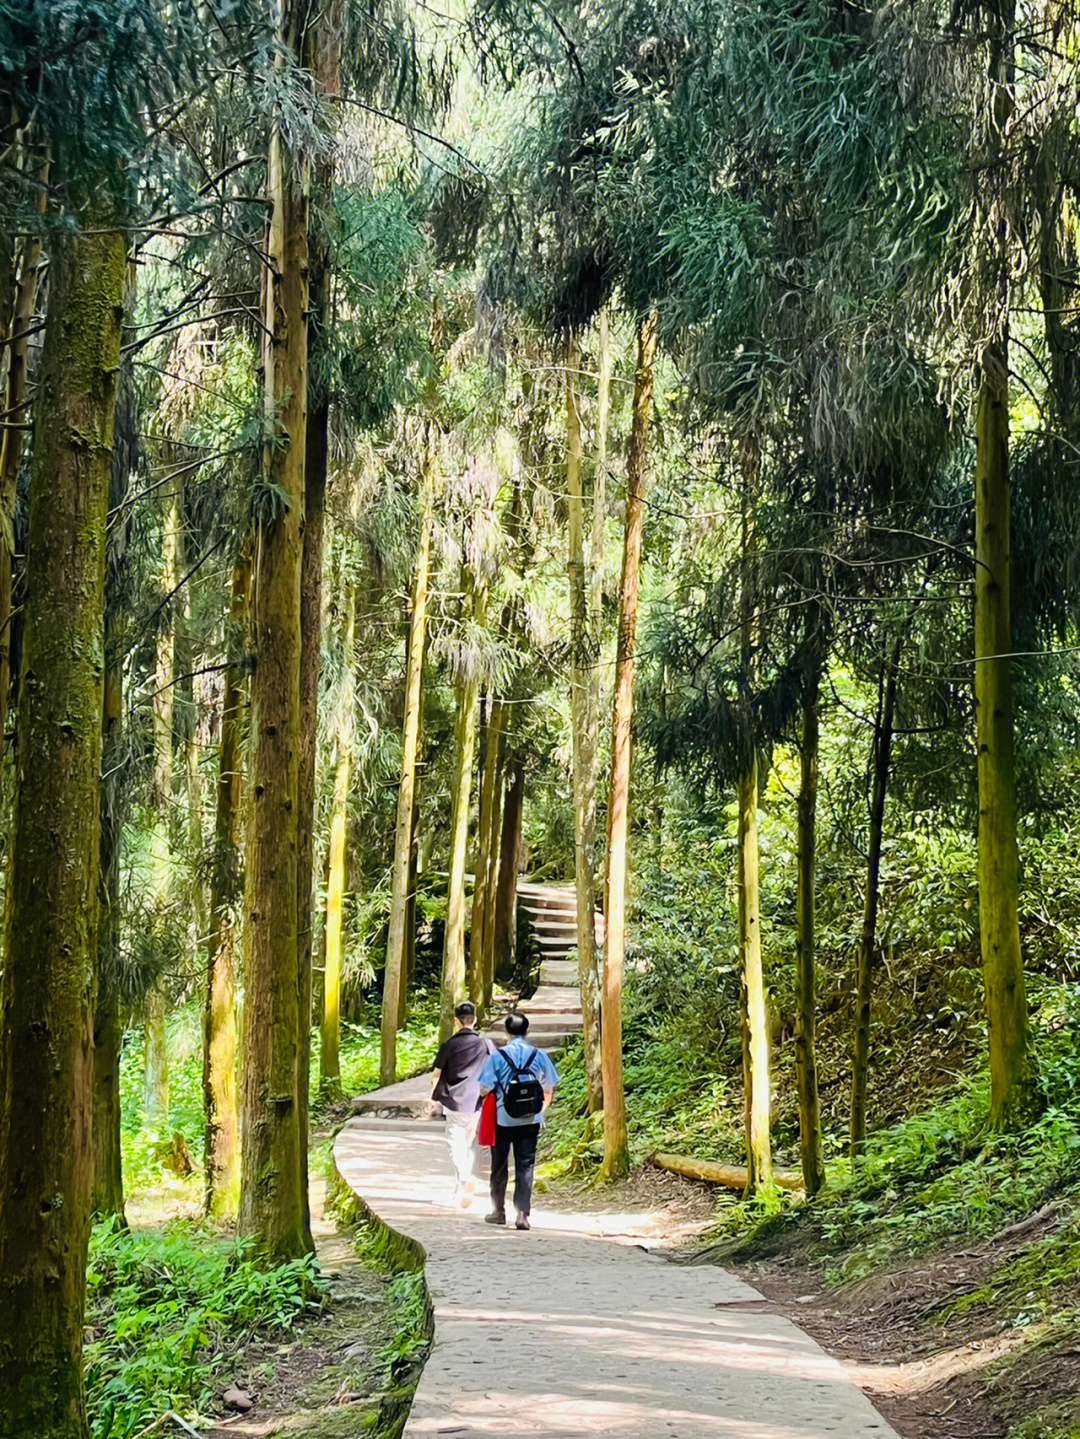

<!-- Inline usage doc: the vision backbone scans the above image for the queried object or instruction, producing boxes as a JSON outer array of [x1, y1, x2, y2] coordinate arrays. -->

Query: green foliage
[[84, 1220, 323, 1439]]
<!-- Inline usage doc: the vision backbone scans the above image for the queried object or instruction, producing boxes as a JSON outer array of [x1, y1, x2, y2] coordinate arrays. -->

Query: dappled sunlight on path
[[334, 1119, 901, 1439]]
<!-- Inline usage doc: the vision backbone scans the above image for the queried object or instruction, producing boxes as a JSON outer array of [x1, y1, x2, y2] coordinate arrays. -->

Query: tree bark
[[382, 434, 435, 1080], [652, 1153, 803, 1192], [0, 220, 124, 1439], [203, 552, 249, 1220], [974, 7, 1037, 1132], [566, 335, 603, 1111], [850, 641, 900, 1160], [481, 711, 507, 1008], [469, 696, 505, 1009], [239, 57, 314, 1260], [600, 311, 658, 1181], [398, 741, 423, 1029], [322, 585, 356, 1099], [494, 759, 524, 977], [93, 595, 126, 1222], [738, 754, 773, 1194], [794, 649, 825, 1196], [439, 583, 486, 1042]]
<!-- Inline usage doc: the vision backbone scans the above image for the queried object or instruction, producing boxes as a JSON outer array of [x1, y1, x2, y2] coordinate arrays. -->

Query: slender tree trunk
[[381, 434, 435, 1080], [600, 311, 658, 1180], [0, 220, 124, 1439], [203, 553, 249, 1220], [398, 736, 423, 1030], [738, 755, 773, 1194], [850, 641, 900, 1160], [0, 165, 45, 746], [974, 7, 1037, 1131], [440, 583, 486, 1041], [144, 484, 180, 1126], [483, 710, 509, 1013], [794, 651, 825, 1196], [494, 760, 524, 976], [322, 585, 356, 1099], [566, 336, 603, 1111], [239, 49, 314, 1259], [470, 696, 505, 1008]]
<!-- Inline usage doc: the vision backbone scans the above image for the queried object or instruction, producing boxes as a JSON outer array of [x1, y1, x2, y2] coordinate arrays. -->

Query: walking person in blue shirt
[[478, 1013, 559, 1231]]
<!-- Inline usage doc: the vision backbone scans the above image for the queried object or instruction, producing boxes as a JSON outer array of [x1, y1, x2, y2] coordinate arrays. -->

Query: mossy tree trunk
[[239, 36, 314, 1260], [600, 311, 658, 1181], [566, 335, 603, 1111], [469, 695, 505, 1010], [794, 645, 825, 1196], [974, 4, 1038, 1132], [850, 640, 900, 1160], [382, 437, 435, 1080], [203, 551, 250, 1220], [0, 219, 125, 1439], [322, 584, 356, 1099]]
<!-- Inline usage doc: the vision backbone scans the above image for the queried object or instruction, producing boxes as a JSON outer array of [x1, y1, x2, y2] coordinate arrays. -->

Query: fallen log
[[651, 1151, 804, 1192]]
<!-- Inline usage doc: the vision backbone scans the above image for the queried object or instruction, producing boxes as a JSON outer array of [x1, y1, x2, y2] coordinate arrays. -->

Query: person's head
[[505, 1012, 529, 1038], [454, 1001, 478, 1030]]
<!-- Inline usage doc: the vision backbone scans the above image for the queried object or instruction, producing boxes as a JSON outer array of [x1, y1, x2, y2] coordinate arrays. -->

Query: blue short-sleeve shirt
[[479, 1037, 560, 1128]]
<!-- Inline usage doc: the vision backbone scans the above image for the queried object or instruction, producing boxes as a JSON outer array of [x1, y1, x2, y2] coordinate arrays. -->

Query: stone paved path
[[333, 1117, 901, 1439]]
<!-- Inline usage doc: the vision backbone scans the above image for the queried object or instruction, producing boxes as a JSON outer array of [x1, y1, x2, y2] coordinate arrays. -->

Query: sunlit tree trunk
[[239, 23, 314, 1258], [145, 484, 181, 1126], [382, 433, 435, 1080], [322, 584, 356, 1099], [494, 759, 524, 976], [203, 552, 249, 1220], [850, 641, 899, 1160], [0, 219, 124, 1439], [440, 581, 486, 1041], [738, 754, 773, 1195], [794, 647, 825, 1195], [566, 335, 603, 1110], [600, 311, 658, 1180]]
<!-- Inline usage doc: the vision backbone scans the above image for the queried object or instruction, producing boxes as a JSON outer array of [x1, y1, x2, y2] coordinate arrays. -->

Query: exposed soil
[[725, 1203, 1080, 1439]]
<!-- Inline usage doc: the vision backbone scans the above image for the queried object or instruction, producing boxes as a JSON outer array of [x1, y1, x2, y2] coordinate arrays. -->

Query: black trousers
[[490, 1123, 540, 1216]]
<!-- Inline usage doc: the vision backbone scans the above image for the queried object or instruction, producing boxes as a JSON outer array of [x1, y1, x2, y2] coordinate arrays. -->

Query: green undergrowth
[[730, 983, 1080, 1282], [119, 996, 440, 1201], [85, 1219, 324, 1439], [1009, 1402, 1080, 1439]]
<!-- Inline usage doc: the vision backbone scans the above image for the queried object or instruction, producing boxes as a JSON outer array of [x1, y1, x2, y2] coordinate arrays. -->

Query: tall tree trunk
[[494, 760, 524, 976], [469, 696, 505, 1008], [322, 585, 356, 1099], [439, 583, 486, 1042], [600, 311, 658, 1181], [203, 552, 249, 1220], [398, 747, 423, 1029], [0, 160, 46, 747], [738, 754, 773, 1194], [144, 484, 180, 1126], [794, 649, 825, 1196], [239, 44, 314, 1260], [296, 0, 341, 1218], [850, 641, 900, 1160], [382, 433, 435, 1080], [974, 5, 1037, 1131], [481, 712, 507, 1008], [566, 336, 603, 1111], [0, 219, 124, 1439]]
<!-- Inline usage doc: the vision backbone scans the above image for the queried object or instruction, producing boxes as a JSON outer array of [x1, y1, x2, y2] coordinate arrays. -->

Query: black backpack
[[499, 1047, 545, 1119]]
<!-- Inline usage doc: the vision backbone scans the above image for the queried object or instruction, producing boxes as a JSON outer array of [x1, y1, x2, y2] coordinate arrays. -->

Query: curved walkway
[[334, 1117, 901, 1439]]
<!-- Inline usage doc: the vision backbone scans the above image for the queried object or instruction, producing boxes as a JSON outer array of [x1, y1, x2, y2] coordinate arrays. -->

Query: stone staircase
[[350, 879, 592, 1118]]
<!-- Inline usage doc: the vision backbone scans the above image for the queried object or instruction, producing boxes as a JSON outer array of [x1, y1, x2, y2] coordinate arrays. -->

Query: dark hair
[[505, 1012, 529, 1036], [454, 1002, 477, 1022]]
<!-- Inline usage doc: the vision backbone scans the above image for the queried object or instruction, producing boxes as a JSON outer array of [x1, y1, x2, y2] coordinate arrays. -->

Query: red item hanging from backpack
[[477, 1091, 497, 1148]]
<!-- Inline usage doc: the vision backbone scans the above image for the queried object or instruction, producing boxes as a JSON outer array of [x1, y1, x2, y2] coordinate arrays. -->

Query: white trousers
[[444, 1109, 481, 1196]]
